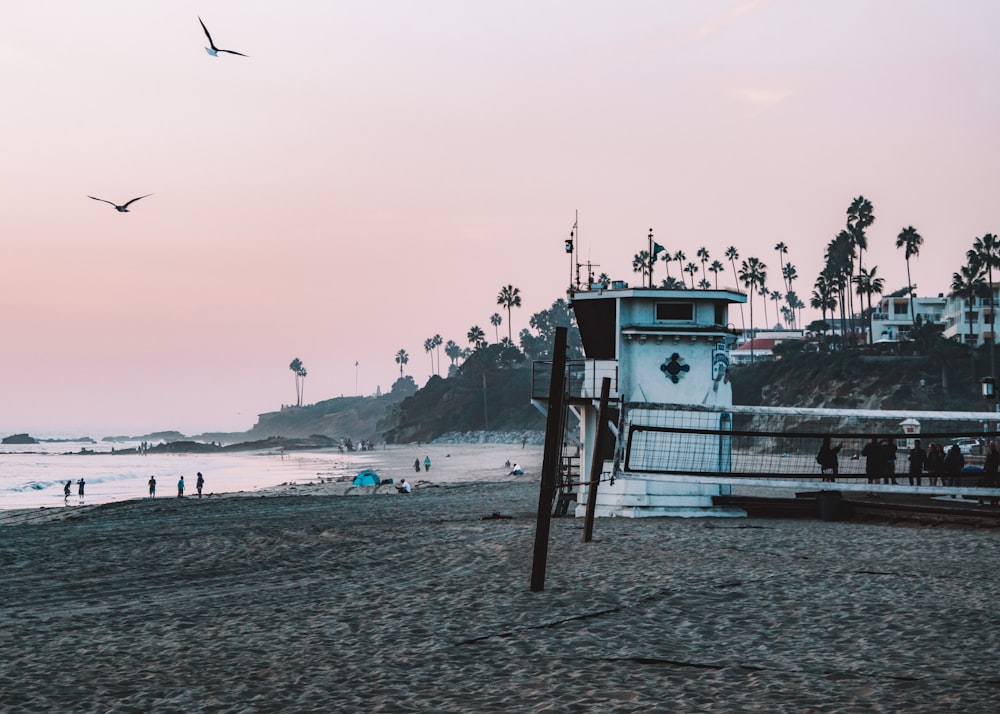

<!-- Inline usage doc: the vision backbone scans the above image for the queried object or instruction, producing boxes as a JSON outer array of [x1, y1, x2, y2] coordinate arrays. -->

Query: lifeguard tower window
[[715, 303, 725, 325], [655, 302, 694, 321]]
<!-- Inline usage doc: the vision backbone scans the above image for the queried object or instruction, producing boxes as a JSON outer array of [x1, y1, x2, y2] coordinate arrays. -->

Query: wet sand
[[2, 443, 1000, 712]]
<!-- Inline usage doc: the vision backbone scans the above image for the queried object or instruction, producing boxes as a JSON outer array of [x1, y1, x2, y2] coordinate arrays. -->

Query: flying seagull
[[88, 194, 153, 212], [199, 16, 247, 57]]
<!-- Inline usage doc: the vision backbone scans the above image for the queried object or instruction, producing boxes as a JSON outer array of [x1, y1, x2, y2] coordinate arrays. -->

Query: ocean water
[[0, 439, 380, 511]]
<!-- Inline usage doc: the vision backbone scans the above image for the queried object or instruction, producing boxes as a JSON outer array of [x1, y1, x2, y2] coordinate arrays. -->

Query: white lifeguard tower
[[542, 285, 748, 518]]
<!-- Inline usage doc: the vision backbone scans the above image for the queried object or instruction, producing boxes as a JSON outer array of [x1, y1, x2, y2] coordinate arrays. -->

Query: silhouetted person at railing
[[882, 438, 899, 485], [862, 437, 882, 485], [944, 444, 965, 492], [817, 437, 841, 482], [926, 443, 945, 486], [983, 442, 999, 504], [908, 439, 927, 486]]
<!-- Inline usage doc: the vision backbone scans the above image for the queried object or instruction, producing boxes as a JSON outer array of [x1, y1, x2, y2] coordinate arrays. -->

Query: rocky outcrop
[[2, 433, 37, 444]]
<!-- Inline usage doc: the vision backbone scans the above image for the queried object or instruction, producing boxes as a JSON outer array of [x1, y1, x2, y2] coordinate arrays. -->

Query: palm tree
[[854, 266, 884, 344], [661, 252, 674, 279], [672, 250, 686, 275], [596, 272, 610, 287], [738, 257, 767, 362], [632, 251, 652, 285], [774, 242, 789, 292], [951, 259, 986, 379], [288, 358, 307, 407], [782, 263, 799, 328], [707, 260, 724, 290], [496, 285, 521, 340], [847, 195, 875, 337], [684, 261, 699, 289], [696, 247, 710, 282], [432, 334, 443, 375], [394, 349, 409, 378], [467, 325, 486, 349], [444, 339, 461, 368], [759, 285, 771, 327], [826, 230, 857, 347], [811, 275, 838, 350], [698, 278, 712, 290], [490, 313, 502, 342], [971, 233, 999, 381], [423, 337, 435, 376], [660, 276, 686, 289], [770, 290, 783, 327], [725, 246, 745, 331], [895, 226, 923, 324]]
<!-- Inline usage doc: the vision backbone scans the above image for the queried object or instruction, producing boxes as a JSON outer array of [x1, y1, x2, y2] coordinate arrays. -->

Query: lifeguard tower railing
[[531, 360, 618, 404]]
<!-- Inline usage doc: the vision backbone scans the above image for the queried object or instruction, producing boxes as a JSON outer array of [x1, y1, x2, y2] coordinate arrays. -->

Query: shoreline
[[3, 477, 1000, 711], [0, 442, 545, 519]]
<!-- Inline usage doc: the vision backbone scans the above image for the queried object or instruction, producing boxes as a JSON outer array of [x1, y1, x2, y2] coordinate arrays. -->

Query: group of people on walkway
[[818, 436, 1000, 488]]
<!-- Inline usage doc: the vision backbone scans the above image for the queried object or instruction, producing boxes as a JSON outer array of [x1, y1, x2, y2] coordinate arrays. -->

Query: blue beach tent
[[352, 470, 381, 486]]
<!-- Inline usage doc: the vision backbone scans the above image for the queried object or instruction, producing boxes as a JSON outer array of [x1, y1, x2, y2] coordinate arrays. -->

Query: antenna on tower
[[565, 210, 578, 294]]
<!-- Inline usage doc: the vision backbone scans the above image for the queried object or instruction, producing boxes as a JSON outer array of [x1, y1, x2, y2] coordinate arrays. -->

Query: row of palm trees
[[627, 196, 935, 361], [394, 285, 523, 379], [631, 241, 806, 331]]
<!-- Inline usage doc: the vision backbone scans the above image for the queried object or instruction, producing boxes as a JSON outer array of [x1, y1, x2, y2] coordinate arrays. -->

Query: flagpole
[[648, 228, 654, 287]]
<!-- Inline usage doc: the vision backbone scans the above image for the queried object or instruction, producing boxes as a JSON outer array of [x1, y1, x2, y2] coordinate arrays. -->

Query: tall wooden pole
[[530, 327, 567, 593], [583, 377, 611, 543]]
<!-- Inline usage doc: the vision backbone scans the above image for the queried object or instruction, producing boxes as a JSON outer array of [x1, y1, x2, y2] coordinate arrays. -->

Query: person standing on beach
[[77, 478, 85, 504], [907, 439, 927, 486], [178, 475, 185, 498], [414, 458, 421, 473], [64, 480, 71, 504], [196, 472, 205, 499], [148, 476, 156, 498], [424, 456, 431, 472]]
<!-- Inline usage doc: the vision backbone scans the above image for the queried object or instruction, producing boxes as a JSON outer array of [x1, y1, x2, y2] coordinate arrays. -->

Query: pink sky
[[2, 1, 999, 436]]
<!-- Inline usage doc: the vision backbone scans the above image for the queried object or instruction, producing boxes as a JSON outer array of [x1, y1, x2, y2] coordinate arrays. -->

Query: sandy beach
[[3, 442, 1000, 712]]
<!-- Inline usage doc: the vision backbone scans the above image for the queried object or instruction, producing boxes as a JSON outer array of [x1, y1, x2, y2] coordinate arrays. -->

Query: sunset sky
[[2, 1, 999, 436]]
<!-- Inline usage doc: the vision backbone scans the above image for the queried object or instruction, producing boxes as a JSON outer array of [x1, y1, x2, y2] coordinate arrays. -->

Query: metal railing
[[532, 360, 618, 401]]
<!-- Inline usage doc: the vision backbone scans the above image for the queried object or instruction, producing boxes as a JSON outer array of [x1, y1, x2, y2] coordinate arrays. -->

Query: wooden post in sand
[[530, 326, 567, 592], [583, 377, 611, 542]]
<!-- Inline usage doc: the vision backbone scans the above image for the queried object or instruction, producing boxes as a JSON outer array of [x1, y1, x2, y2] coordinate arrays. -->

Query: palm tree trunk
[[906, 258, 915, 324]]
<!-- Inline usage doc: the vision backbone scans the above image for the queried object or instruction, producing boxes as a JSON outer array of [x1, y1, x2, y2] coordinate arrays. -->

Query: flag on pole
[[652, 242, 666, 257]]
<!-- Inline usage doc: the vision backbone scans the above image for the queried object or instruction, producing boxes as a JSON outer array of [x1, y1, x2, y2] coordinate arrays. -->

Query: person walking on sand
[[196, 472, 205, 499], [414, 458, 421, 473], [77, 478, 85, 505], [817, 437, 842, 482], [64, 480, 71, 504], [424, 456, 431, 472], [177, 475, 185, 498], [148, 476, 156, 498]]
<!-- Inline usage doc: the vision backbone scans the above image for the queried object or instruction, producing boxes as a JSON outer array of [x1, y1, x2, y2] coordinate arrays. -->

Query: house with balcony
[[869, 294, 948, 343], [870, 290, 1000, 347]]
